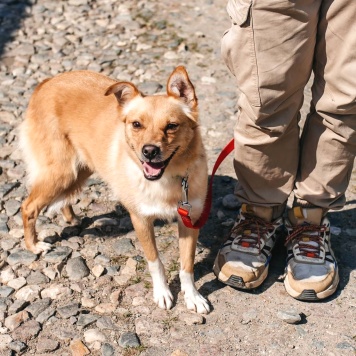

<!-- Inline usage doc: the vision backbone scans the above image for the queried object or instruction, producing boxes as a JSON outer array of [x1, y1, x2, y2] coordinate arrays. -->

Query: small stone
[[7, 249, 37, 266], [277, 309, 302, 324], [0, 286, 14, 297], [336, 341, 354, 350], [36, 337, 59, 353], [9, 228, 24, 238], [8, 300, 28, 315], [7, 166, 25, 180], [0, 267, 16, 284], [8, 277, 27, 290], [92, 264, 105, 278], [81, 297, 96, 308], [25, 298, 52, 318], [113, 274, 131, 286], [4, 199, 21, 216], [94, 303, 116, 314], [241, 309, 258, 324], [36, 306, 56, 323], [8, 340, 27, 353], [5, 310, 30, 331], [0, 238, 17, 251], [66, 257, 90, 281], [77, 313, 99, 328], [84, 328, 106, 343], [120, 257, 137, 276], [43, 246, 72, 263], [27, 271, 50, 285], [96, 316, 118, 330], [112, 238, 135, 255], [94, 254, 110, 266], [53, 325, 80, 340], [180, 313, 205, 325], [0, 334, 13, 350], [118, 332, 140, 348], [42, 266, 57, 280], [41, 284, 72, 299], [12, 320, 41, 342], [70, 339, 90, 356], [106, 266, 119, 276], [15, 285, 42, 301], [57, 303, 80, 319], [101, 343, 115, 356], [109, 290, 122, 304]]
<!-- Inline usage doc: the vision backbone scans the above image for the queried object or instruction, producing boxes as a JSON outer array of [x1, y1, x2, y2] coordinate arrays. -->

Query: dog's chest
[[113, 159, 183, 219]]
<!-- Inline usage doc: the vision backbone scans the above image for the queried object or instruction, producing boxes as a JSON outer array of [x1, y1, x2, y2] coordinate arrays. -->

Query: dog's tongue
[[142, 161, 165, 177]]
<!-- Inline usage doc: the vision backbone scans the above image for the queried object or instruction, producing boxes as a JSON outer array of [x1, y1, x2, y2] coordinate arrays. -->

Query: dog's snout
[[142, 145, 160, 160]]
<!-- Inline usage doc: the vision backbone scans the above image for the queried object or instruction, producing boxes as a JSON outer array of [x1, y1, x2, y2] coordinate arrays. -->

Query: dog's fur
[[20, 66, 210, 313]]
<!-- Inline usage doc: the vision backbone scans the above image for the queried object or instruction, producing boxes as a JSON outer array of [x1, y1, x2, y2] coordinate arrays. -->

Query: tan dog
[[19, 66, 210, 313]]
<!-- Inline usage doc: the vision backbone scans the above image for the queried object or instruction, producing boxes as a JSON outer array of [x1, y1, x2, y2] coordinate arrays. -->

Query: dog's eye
[[132, 121, 142, 129], [165, 123, 179, 132]]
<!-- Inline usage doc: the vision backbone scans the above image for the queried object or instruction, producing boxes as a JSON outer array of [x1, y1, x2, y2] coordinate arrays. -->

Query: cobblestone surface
[[0, 0, 355, 355]]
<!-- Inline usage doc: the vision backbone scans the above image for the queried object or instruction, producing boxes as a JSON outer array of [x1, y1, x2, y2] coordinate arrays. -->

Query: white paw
[[31, 242, 52, 255], [184, 290, 210, 314], [153, 286, 173, 310], [180, 270, 210, 314]]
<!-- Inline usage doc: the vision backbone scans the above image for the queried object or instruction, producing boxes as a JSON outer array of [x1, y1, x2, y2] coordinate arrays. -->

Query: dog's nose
[[142, 145, 160, 160]]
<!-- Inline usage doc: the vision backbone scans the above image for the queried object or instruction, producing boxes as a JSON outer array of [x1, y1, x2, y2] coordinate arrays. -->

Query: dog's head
[[105, 66, 199, 181]]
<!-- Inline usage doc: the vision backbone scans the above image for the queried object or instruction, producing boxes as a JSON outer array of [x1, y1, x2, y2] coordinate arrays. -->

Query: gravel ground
[[0, 0, 355, 355]]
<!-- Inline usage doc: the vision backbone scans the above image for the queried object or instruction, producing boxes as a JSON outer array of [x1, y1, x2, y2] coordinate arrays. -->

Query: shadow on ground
[[0, 0, 33, 59], [53, 174, 355, 306]]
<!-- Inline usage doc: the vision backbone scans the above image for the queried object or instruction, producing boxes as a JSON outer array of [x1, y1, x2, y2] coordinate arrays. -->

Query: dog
[[19, 66, 210, 314]]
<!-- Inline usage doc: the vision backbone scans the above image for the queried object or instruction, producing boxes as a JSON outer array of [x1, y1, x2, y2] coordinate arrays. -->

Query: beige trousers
[[221, 0, 356, 211]]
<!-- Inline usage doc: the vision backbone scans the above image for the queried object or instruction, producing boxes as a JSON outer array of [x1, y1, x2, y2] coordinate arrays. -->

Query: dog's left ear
[[167, 66, 197, 110], [105, 82, 140, 106]]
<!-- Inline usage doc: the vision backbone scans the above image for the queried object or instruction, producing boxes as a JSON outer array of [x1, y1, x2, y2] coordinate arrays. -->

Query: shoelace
[[231, 214, 276, 253], [284, 224, 326, 259]]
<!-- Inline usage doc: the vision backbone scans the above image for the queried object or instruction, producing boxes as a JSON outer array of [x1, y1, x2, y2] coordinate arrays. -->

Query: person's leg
[[214, 0, 321, 288], [285, 0, 356, 300]]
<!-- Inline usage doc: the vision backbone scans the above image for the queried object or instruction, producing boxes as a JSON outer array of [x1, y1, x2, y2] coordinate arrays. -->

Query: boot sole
[[213, 262, 269, 290], [284, 269, 339, 301]]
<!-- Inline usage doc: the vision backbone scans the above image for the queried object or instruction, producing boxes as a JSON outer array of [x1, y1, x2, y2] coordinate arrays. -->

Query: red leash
[[177, 138, 235, 229]]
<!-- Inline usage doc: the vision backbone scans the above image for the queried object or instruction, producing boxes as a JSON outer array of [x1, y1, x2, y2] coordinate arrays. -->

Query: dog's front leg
[[130, 213, 173, 310], [178, 221, 210, 314]]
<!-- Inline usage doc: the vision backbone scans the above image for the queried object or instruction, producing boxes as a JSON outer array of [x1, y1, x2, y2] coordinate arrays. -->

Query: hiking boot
[[284, 207, 339, 301], [213, 204, 284, 289]]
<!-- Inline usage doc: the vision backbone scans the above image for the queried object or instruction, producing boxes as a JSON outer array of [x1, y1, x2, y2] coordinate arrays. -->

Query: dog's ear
[[167, 66, 197, 110], [105, 82, 140, 106]]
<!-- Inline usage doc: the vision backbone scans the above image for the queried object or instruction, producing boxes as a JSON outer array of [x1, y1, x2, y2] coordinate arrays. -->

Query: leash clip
[[181, 176, 189, 203], [178, 176, 192, 217]]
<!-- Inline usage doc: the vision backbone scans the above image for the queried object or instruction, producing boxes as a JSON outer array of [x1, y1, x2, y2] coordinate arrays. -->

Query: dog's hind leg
[[22, 171, 77, 254], [60, 167, 93, 225], [178, 221, 210, 314], [129, 213, 174, 310]]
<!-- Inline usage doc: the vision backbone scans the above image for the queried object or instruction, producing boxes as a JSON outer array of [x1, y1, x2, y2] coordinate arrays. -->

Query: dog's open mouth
[[141, 147, 179, 181]]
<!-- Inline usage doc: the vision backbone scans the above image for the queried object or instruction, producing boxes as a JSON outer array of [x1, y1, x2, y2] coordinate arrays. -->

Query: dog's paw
[[180, 270, 210, 314], [153, 286, 174, 310], [30, 241, 52, 255], [184, 290, 210, 314]]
